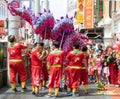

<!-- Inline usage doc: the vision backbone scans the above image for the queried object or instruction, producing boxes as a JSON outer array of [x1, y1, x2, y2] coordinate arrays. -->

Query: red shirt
[[66, 49, 84, 66], [47, 50, 64, 65], [8, 43, 24, 60], [81, 52, 89, 67], [31, 49, 42, 67]]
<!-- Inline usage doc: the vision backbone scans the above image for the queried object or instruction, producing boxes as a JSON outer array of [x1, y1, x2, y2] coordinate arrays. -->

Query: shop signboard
[[76, 0, 84, 24], [84, 0, 94, 28], [0, 20, 4, 35]]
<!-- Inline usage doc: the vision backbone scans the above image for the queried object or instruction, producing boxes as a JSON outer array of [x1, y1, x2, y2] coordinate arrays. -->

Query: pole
[[59, 32, 65, 49], [44, 29, 46, 40], [34, 0, 40, 43]]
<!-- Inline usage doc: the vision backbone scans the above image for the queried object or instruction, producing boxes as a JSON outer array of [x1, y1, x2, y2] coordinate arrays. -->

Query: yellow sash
[[32, 66, 41, 68], [9, 59, 22, 62], [52, 64, 62, 68], [68, 66, 87, 69]]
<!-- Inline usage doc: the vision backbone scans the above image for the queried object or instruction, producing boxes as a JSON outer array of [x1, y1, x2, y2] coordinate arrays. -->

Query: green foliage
[[97, 83, 105, 88]]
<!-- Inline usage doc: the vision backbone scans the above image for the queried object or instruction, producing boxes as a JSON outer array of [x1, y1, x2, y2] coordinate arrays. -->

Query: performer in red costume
[[31, 42, 45, 96], [117, 59, 120, 86], [107, 52, 117, 85], [79, 46, 89, 94], [41, 45, 50, 90], [118, 66, 120, 86], [47, 41, 64, 97], [24, 48, 32, 73], [8, 35, 27, 93], [66, 42, 84, 97]]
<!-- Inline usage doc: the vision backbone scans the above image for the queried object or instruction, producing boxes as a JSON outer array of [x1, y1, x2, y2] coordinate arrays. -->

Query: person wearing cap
[[31, 42, 46, 96], [46, 41, 64, 97], [8, 35, 27, 92], [79, 46, 89, 94], [66, 42, 84, 97]]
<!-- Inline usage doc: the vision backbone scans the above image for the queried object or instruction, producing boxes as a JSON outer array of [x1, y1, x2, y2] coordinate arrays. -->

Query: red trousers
[[64, 69, 69, 86], [67, 68, 80, 88], [79, 69, 88, 85], [9, 61, 27, 83], [48, 67, 62, 88], [31, 67, 41, 86], [118, 70, 120, 84], [109, 62, 117, 84], [42, 63, 48, 81]]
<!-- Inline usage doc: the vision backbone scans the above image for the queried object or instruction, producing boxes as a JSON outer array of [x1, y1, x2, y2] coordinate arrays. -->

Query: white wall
[[0, 1, 7, 20], [67, 0, 76, 17], [49, 0, 67, 19]]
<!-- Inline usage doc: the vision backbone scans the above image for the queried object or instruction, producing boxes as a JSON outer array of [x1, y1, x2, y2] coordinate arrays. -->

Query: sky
[[49, 0, 67, 19], [22, 0, 68, 19]]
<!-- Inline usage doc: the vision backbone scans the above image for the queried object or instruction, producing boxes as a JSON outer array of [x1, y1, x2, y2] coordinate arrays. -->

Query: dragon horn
[[39, 13, 42, 15], [48, 9, 50, 13], [60, 17, 64, 19], [66, 14, 68, 18], [44, 9, 47, 12], [23, 6, 26, 9]]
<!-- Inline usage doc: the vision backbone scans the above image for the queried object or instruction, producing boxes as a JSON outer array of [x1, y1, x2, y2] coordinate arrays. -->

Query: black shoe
[[59, 88, 63, 92], [64, 84, 67, 90], [42, 86, 48, 90], [32, 92, 35, 95], [21, 87, 28, 93], [35, 93, 43, 97], [12, 88, 18, 93]]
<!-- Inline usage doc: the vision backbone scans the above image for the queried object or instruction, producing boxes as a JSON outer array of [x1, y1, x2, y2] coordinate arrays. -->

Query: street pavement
[[1, 82, 119, 99]]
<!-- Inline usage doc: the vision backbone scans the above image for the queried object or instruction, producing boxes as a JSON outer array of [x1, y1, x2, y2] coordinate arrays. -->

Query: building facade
[[0, 0, 8, 36], [0, 0, 8, 88], [98, 0, 120, 47], [0, 0, 7, 20]]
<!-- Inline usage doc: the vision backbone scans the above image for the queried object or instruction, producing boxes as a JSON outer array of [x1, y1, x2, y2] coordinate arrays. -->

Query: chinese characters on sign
[[76, 0, 84, 24], [84, 0, 94, 28]]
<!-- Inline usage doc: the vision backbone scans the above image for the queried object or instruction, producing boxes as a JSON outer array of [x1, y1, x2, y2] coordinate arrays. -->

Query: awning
[[79, 27, 104, 40], [79, 27, 104, 33]]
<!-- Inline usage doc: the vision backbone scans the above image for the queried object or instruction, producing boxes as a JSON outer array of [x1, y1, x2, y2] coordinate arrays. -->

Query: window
[[0, 3, 7, 19], [0, 43, 7, 69], [114, 1, 116, 12], [100, 0, 103, 19], [0, 4, 2, 17], [109, 1, 112, 18]]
